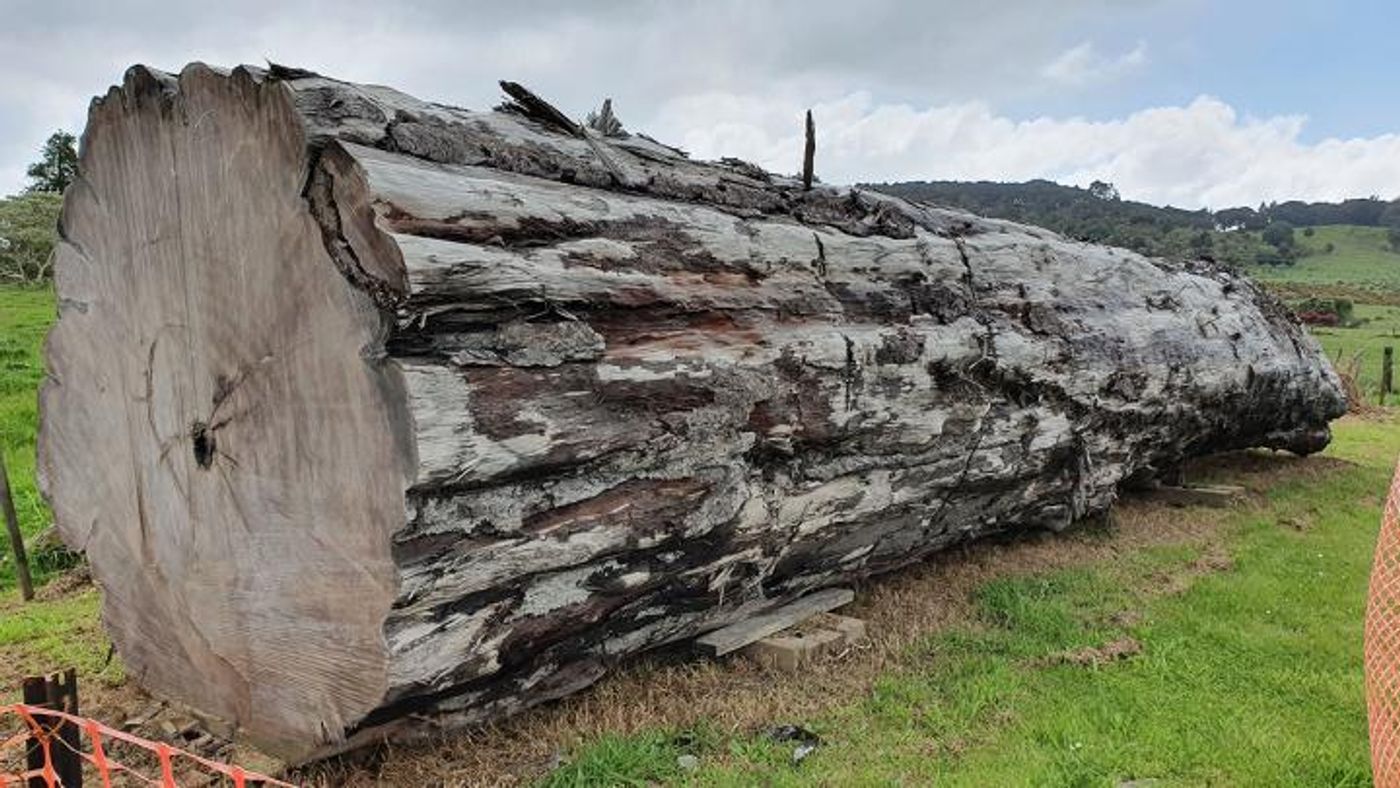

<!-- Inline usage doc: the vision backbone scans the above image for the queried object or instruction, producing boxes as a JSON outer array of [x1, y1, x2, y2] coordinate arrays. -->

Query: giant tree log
[[38, 63, 1346, 759]]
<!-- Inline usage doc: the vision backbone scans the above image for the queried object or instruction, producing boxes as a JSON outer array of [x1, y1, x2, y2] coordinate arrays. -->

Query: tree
[[1190, 230, 1213, 256], [1262, 221, 1296, 252], [1381, 200, 1400, 230], [0, 192, 62, 283], [24, 131, 78, 194], [1088, 180, 1120, 201], [1215, 206, 1266, 231]]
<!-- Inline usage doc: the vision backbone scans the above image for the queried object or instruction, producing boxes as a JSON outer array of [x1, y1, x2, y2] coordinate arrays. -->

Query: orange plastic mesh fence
[[0, 704, 293, 787], [1367, 460, 1400, 785]]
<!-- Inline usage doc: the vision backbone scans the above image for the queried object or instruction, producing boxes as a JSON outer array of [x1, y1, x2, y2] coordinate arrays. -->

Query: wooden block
[[696, 588, 854, 657], [1145, 484, 1245, 508], [743, 628, 845, 672], [813, 612, 868, 645]]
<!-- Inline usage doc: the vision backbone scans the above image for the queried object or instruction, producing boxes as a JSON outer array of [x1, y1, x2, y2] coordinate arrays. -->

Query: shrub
[[0, 192, 61, 283]]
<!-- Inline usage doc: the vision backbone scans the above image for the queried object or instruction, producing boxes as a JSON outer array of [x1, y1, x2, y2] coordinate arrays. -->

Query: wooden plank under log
[[1145, 484, 1247, 508], [38, 63, 1345, 760], [696, 588, 855, 657]]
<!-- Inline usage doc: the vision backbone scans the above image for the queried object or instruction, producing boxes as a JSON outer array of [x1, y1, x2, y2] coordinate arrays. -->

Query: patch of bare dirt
[[33, 565, 91, 601], [1045, 636, 1143, 668]]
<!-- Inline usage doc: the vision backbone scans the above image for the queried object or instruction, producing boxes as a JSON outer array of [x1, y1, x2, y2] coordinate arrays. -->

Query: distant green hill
[[871, 178, 1213, 232], [869, 179, 1269, 268], [869, 180, 1400, 273], [1249, 225, 1400, 290]]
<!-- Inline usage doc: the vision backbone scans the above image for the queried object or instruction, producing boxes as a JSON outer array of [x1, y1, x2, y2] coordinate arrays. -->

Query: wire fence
[[0, 703, 292, 787], [1367, 458, 1400, 785]]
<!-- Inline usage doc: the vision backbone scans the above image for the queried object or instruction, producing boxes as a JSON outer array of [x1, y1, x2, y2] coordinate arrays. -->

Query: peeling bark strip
[[38, 63, 1346, 761]]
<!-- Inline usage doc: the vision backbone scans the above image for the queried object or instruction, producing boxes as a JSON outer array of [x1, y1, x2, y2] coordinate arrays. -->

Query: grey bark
[[38, 63, 1345, 761]]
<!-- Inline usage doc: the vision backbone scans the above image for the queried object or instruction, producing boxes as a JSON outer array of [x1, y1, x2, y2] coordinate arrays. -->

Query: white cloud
[[1041, 41, 1148, 87], [3, 2, 1396, 210], [0, 0, 1141, 195], [644, 92, 1400, 209]]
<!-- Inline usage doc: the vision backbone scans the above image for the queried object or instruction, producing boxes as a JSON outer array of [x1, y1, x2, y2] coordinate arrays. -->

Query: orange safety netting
[[0, 704, 293, 787], [1367, 460, 1400, 785]]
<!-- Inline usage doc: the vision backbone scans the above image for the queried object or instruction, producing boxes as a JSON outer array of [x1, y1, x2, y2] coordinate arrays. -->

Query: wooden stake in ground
[[22, 669, 81, 788], [39, 64, 1346, 760], [0, 452, 33, 602]]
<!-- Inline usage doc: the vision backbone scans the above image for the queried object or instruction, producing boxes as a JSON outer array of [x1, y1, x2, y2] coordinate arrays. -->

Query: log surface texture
[[38, 63, 1346, 758]]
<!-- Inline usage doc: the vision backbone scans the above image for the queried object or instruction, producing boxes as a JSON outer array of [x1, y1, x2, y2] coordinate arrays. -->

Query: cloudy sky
[[2, 0, 1397, 209]]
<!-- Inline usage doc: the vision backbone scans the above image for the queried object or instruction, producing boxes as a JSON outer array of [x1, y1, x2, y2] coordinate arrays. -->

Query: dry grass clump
[[1335, 350, 1382, 415]]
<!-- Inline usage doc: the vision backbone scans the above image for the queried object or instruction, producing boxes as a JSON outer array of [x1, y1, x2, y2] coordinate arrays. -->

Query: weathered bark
[[39, 63, 1345, 760]]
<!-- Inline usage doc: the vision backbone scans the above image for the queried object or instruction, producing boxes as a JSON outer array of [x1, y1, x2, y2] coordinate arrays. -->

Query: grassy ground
[[1311, 303, 1400, 400], [0, 285, 56, 587], [1250, 225, 1400, 292], [527, 418, 1393, 786]]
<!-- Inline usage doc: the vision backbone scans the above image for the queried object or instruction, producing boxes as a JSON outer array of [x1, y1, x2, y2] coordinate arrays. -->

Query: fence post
[[0, 453, 33, 602], [23, 669, 81, 788], [1385, 346, 1394, 406]]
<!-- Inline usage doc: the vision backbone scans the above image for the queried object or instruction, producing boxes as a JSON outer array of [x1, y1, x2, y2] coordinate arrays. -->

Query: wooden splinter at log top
[[39, 63, 1345, 760], [803, 109, 816, 191]]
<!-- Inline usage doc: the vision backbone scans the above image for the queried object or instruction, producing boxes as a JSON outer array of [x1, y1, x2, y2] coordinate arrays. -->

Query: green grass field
[[1249, 225, 1400, 292], [1311, 303, 1400, 400], [0, 285, 55, 587]]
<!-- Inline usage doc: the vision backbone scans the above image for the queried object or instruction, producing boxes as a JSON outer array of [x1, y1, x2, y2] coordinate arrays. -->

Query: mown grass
[[0, 285, 55, 588], [1241, 226, 1400, 401], [0, 587, 123, 687], [539, 417, 1397, 785], [1311, 303, 1400, 400], [1250, 225, 1400, 291]]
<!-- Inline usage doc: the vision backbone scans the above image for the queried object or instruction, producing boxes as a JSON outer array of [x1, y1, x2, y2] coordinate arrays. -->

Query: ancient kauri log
[[38, 63, 1345, 759]]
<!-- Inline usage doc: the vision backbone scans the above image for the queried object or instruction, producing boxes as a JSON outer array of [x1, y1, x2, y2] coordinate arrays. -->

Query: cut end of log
[[39, 63, 409, 754], [39, 63, 1347, 760]]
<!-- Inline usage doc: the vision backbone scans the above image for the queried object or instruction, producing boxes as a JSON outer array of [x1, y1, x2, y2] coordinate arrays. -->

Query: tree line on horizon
[[871, 178, 1400, 271]]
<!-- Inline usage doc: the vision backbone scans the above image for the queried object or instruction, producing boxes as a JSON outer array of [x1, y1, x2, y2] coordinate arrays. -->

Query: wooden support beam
[[740, 612, 868, 672], [696, 588, 854, 657], [744, 628, 844, 671], [1144, 484, 1246, 509], [812, 612, 868, 644]]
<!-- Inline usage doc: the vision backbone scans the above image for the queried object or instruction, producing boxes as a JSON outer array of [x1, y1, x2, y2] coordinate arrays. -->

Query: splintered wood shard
[[39, 63, 1347, 761], [803, 109, 815, 191]]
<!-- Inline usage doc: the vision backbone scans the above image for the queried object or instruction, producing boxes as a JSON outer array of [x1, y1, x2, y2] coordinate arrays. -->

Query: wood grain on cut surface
[[40, 63, 1347, 760], [38, 65, 408, 754]]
